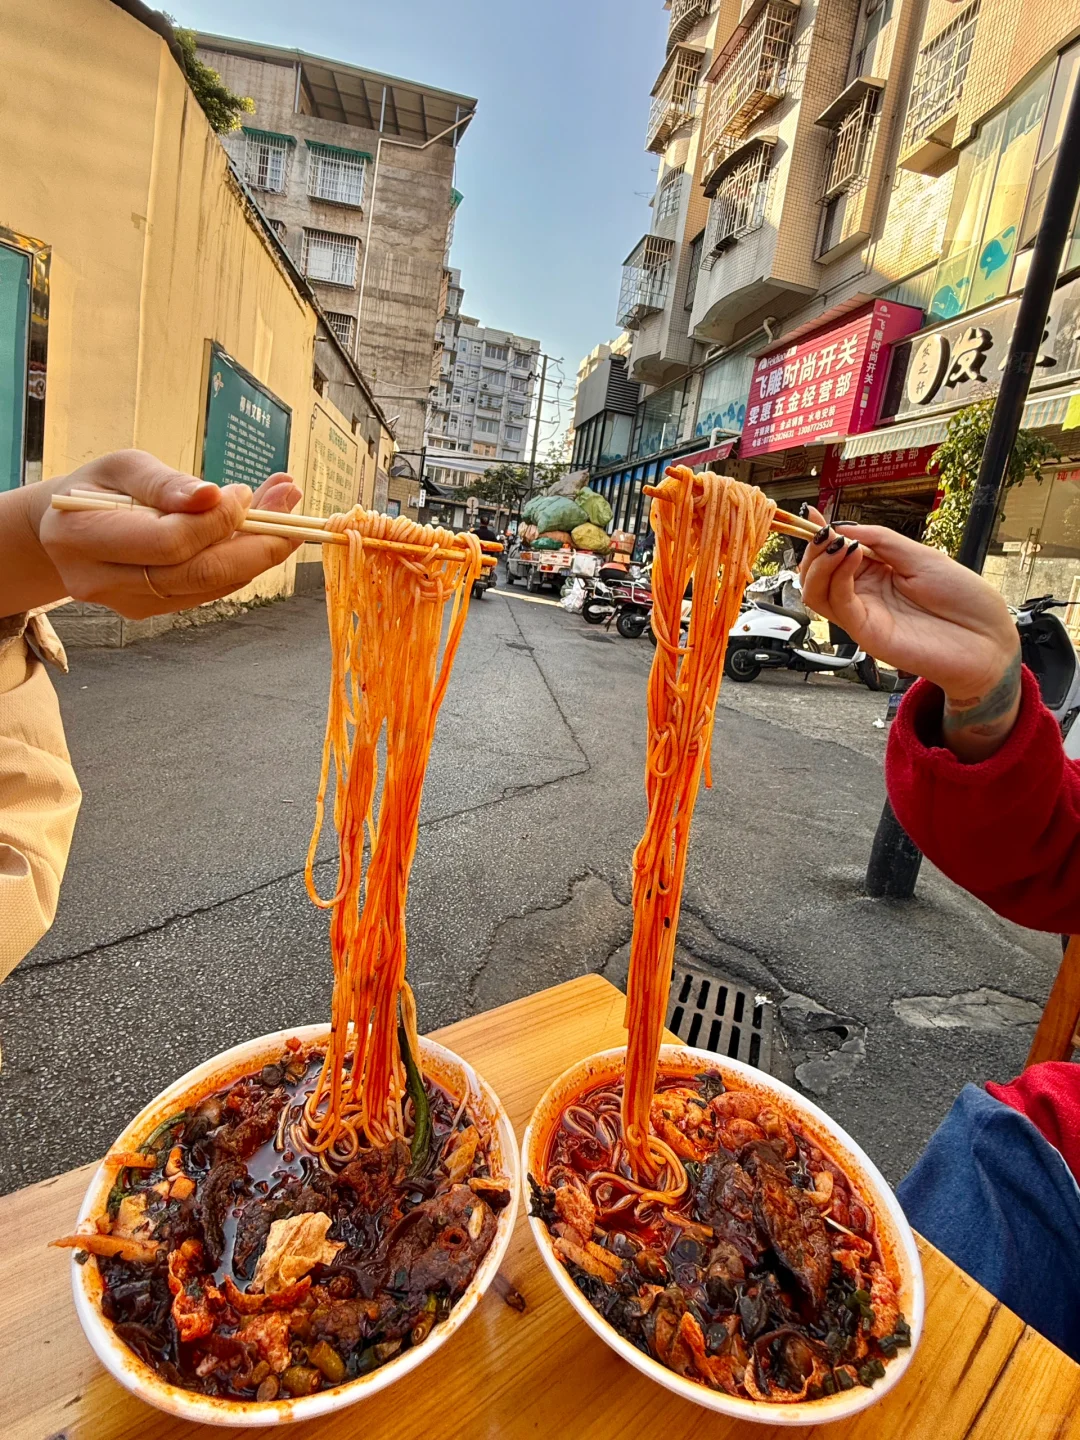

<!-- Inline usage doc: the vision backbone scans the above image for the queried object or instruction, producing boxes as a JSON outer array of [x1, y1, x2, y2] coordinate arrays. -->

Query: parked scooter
[[724, 572, 881, 688], [1015, 594, 1080, 757], [583, 561, 653, 633]]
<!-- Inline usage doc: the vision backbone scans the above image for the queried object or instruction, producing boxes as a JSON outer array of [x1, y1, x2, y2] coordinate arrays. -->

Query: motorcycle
[[1015, 593, 1080, 758], [471, 565, 496, 601], [724, 572, 881, 689], [582, 562, 653, 633]]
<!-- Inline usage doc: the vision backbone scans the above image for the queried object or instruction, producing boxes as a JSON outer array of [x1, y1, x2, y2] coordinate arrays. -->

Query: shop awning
[[842, 387, 1080, 459], [673, 438, 738, 469]]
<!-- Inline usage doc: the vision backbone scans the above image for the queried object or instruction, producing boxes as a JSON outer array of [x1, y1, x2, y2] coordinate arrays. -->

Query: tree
[[172, 26, 254, 134], [461, 460, 570, 511], [923, 398, 1056, 557]]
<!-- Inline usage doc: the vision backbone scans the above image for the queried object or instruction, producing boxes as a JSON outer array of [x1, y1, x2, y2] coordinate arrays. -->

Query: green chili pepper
[[398, 1018, 432, 1178]]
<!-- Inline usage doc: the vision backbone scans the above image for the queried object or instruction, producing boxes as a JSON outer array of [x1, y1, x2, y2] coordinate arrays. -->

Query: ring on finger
[[143, 566, 169, 600]]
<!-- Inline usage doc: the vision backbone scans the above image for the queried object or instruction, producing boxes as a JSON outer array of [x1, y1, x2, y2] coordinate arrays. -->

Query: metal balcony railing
[[618, 236, 675, 329], [701, 2, 797, 180], [903, 0, 979, 149], [705, 141, 773, 254], [822, 88, 880, 200], [646, 46, 705, 153], [667, 0, 711, 50]]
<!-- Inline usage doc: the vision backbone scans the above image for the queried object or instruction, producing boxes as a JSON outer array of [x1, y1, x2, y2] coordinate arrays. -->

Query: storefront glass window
[[600, 413, 632, 467], [968, 67, 1052, 309], [986, 469, 1080, 618], [694, 351, 754, 438], [0, 243, 30, 491], [636, 381, 686, 458], [929, 112, 1006, 319]]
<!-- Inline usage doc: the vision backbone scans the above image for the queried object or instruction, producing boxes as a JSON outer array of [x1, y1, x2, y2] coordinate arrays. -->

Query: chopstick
[[51, 492, 499, 567]]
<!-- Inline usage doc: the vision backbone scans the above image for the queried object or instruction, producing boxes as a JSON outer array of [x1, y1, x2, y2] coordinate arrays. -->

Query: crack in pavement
[[504, 602, 591, 769]]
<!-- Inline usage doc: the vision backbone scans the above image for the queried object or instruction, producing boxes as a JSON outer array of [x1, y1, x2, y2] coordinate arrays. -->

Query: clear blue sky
[[174, 0, 667, 451]]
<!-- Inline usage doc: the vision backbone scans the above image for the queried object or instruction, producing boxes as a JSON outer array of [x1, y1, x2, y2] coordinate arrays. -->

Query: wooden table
[[4, 974, 1080, 1440]]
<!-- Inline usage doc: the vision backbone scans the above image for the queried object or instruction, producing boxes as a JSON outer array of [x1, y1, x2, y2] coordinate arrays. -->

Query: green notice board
[[202, 343, 291, 490], [0, 244, 29, 492]]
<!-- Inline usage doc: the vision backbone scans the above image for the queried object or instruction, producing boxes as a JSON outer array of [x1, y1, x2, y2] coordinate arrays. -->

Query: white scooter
[[724, 572, 882, 689], [1015, 594, 1080, 758]]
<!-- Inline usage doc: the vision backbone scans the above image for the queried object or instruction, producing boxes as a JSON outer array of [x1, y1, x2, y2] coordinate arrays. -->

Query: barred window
[[307, 145, 366, 207], [266, 218, 287, 239], [243, 132, 292, 193], [821, 87, 881, 200], [705, 143, 773, 254], [325, 310, 356, 351], [904, 2, 980, 148], [302, 230, 360, 287], [656, 165, 686, 222]]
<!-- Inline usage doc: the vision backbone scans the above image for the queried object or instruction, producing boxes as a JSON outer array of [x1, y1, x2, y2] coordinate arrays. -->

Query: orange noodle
[[622, 466, 776, 1186], [300, 508, 483, 1166]]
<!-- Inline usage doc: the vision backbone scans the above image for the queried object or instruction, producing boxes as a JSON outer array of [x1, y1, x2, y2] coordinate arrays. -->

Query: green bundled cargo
[[575, 487, 613, 528], [531, 534, 565, 551], [521, 494, 589, 533]]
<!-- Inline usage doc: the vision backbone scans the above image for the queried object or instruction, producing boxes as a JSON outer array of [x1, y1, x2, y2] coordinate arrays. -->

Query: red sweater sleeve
[[885, 666, 1080, 932]]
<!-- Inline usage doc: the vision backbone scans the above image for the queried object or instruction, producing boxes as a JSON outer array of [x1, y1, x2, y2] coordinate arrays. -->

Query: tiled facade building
[[588, 0, 1080, 616]]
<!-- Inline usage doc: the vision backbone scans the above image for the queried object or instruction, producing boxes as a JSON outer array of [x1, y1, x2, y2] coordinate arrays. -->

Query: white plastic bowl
[[71, 1025, 519, 1427], [523, 1044, 923, 1427]]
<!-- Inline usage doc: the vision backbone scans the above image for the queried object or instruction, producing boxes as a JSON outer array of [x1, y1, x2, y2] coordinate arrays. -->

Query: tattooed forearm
[[941, 649, 1022, 761]]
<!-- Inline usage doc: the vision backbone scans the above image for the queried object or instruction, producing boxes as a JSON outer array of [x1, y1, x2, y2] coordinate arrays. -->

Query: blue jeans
[[897, 1084, 1080, 1361]]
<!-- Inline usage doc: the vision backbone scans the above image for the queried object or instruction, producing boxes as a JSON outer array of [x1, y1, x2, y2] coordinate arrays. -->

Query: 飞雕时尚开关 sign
[[202, 344, 291, 489]]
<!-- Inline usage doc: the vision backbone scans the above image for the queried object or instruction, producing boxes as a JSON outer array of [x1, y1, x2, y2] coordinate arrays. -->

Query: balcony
[[618, 236, 675, 329], [646, 45, 705, 154], [667, 0, 711, 50], [701, 1, 798, 189], [818, 79, 883, 200], [900, 0, 979, 173], [704, 137, 775, 254]]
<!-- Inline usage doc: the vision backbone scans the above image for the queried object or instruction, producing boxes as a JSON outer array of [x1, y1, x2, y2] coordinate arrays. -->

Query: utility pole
[[865, 70, 1080, 900], [527, 353, 549, 499]]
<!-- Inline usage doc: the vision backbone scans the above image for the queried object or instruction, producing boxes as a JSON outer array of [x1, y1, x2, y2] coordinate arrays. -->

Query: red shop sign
[[740, 302, 923, 458], [820, 443, 939, 488]]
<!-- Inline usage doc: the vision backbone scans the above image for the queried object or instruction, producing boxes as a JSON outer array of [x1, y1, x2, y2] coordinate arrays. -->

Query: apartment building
[[196, 36, 475, 455], [424, 267, 540, 511], [593, 0, 1080, 607]]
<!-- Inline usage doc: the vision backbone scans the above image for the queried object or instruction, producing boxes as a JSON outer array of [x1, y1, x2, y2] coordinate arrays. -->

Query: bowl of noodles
[[64, 1024, 518, 1427], [523, 1044, 922, 1427]]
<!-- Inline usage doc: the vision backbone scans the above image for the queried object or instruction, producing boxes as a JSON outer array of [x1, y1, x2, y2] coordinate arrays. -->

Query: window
[[472, 342, 483, 356], [266, 217, 287, 239], [313, 366, 326, 397], [685, 230, 704, 310], [701, 3, 795, 171], [302, 229, 360, 287], [386, 499, 401, 518], [821, 88, 881, 202], [510, 374, 528, 393], [472, 441, 497, 456], [242, 130, 292, 193], [476, 418, 499, 434], [484, 343, 508, 361], [1022, 43, 1080, 260], [656, 165, 685, 222], [505, 425, 524, 443], [325, 310, 356, 351], [618, 235, 675, 328], [307, 144, 367, 207], [903, 2, 980, 149], [820, 195, 846, 257], [705, 143, 773, 254], [510, 403, 526, 419], [513, 349, 532, 369], [477, 391, 502, 410], [481, 368, 504, 388]]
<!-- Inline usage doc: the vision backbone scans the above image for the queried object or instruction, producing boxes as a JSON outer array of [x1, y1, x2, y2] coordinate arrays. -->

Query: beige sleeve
[[0, 632, 82, 982]]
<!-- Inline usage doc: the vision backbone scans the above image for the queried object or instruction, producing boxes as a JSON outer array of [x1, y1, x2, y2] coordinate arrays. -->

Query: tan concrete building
[[196, 35, 476, 457], [589, 0, 1080, 604]]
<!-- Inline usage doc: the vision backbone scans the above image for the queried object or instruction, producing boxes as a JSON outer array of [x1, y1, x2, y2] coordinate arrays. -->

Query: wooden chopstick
[[51, 493, 497, 567], [66, 489, 503, 554]]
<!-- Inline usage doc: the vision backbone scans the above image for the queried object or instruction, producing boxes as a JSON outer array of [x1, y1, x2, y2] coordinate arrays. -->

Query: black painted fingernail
[[832, 520, 857, 529], [845, 540, 860, 558], [813, 525, 830, 545], [825, 538, 845, 555]]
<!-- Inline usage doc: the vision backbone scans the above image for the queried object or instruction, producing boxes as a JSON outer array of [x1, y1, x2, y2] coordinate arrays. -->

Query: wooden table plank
[[3, 974, 1078, 1440]]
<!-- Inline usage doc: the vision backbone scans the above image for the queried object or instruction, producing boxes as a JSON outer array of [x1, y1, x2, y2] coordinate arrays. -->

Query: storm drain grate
[[667, 963, 774, 1072]]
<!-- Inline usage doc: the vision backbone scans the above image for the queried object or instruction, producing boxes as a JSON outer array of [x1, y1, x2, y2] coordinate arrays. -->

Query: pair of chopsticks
[[50, 490, 500, 568]]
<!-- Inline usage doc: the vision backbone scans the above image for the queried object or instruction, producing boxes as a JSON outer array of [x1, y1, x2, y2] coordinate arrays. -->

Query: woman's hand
[[15, 451, 303, 620], [798, 508, 1021, 762]]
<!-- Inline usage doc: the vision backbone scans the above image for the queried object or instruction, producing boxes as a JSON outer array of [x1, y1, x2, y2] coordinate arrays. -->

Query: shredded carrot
[[102, 1151, 156, 1169], [299, 508, 483, 1160], [622, 468, 775, 1181]]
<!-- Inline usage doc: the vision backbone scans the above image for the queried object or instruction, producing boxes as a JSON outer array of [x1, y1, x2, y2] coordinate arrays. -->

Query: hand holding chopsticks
[[52, 490, 501, 569]]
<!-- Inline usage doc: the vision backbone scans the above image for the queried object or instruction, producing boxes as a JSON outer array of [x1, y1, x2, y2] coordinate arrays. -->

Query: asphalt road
[[0, 586, 1060, 1195]]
